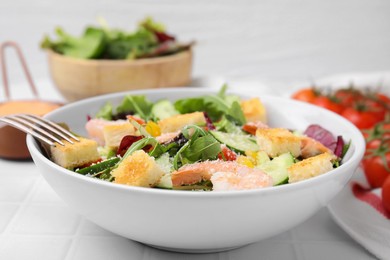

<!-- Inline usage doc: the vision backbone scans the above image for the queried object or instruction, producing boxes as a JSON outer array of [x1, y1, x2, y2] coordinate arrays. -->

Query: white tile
[[227, 241, 297, 260], [0, 160, 40, 178], [30, 178, 63, 203], [70, 237, 145, 260], [0, 203, 19, 232], [0, 176, 37, 202], [78, 219, 117, 237], [301, 241, 377, 260], [10, 204, 80, 235], [291, 208, 351, 241], [0, 236, 71, 260]]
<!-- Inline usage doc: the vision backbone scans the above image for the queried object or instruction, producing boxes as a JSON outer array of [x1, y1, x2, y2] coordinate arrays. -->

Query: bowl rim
[[47, 48, 192, 66], [27, 87, 366, 198]]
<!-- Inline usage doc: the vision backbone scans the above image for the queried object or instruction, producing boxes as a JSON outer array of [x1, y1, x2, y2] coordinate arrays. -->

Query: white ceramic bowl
[[26, 88, 365, 253]]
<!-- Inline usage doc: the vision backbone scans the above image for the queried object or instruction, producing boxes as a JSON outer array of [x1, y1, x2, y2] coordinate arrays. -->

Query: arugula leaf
[[173, 85, 246, 125], [116, 95, 153, 120], [174, 98, 204, 114], [214, 115, 244, 134], [227, 101, 246, 125], [181, 125, 207, 142], [128, 118, 151, 137], [217, 83, 228, 98], [182, 135, 221, 162], [95, 102, 113, 120], [122, 137, 163, 159], [172, 125, 221, 169]]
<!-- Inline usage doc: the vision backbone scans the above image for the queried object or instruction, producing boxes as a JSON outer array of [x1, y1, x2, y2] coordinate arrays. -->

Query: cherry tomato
[[382, 175, 390, 213], [363, 123, 390, 154], [341, 107, 380, 129], [312, 96, 344, 114], [334, 88, 363, 107], [292, 88, 317, 103], [366, 139, 383, 152], [362, 141, 390, 188], [370, 93, 390, 109], [218, 145, 237, 161], [360, 99, 387, 122]]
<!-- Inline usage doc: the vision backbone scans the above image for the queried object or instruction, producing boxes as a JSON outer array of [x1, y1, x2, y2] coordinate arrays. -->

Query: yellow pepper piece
[[237, 155, 255, 168], [145, 121, 161, 137], [245, 150, 258, 164]]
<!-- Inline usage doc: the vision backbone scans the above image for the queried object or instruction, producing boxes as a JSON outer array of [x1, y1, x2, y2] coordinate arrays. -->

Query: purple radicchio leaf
[[203, 112, 216, 130], [304, 124, 337, 151], [334, 136, 345, 158]]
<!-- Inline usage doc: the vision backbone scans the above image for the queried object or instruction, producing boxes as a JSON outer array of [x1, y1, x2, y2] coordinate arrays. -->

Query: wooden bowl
[[47, 49, 193, 101]]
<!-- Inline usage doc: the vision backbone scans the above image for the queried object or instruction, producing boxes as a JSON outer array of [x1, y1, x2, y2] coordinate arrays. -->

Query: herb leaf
[[116, 95, 153, 120]]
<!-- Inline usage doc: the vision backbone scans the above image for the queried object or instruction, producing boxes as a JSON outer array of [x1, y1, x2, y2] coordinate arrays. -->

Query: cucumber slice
[[256, 150, 270, 165], [155, 153, 173, 189], [210, 131, 259, 153], [152, 99, 179, 120], [258, 153, 294, 185], [156, 174, 172, 189]]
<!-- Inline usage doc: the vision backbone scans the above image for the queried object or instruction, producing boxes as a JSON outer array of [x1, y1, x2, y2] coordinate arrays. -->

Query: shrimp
[[85, 118, 127, 146], [171, 160, 273, 191], [300, 136, 333, 158], [242, 121, 269, 135], [156, 131, 180, 144]]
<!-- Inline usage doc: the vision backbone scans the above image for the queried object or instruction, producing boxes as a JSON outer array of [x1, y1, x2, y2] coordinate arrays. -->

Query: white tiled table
[[0, 79, 379, 260]]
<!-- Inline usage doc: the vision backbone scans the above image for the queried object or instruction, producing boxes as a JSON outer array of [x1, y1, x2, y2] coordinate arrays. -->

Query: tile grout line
[[289, 229, 306, 260], [0, 176, 41, 252], [63, 216, 85, 260]]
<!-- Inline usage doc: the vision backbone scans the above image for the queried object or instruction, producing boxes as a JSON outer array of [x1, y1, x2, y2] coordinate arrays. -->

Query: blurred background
[[1, 0, 390, 96]]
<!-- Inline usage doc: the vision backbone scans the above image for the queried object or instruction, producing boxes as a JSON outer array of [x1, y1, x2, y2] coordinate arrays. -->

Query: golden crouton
[[112, 150, 164, 187], [288, 153, 337, 183], [241, 98, 267, 123], [50, 137, 100, 169], [256, 128, 301, 158], [103, 122, 138, 149], [158, 112, 206, 133]]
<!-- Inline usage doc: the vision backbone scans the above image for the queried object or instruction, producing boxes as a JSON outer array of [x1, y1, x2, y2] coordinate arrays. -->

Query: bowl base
[[144, 243, 249, 254]]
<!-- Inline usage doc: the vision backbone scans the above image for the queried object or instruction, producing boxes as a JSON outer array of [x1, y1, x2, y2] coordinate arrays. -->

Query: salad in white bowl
[[48, 86, 350, 191]]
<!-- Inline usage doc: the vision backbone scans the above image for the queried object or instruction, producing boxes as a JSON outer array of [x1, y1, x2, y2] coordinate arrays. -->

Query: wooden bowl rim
[[47, 48, 192, 66]]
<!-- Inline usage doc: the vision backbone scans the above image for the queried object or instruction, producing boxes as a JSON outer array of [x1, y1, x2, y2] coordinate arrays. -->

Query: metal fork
[[0, 114, 79, 146]]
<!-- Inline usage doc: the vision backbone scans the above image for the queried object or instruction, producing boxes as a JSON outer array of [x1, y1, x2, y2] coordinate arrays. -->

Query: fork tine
[[0, 117, 56, 146], [6, 115, 65, 145], [20, 114, 80, 143]]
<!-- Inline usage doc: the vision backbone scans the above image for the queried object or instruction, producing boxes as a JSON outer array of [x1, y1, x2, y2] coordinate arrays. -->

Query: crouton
[[288, 153, 337, 183], [241, 98, 267, 123], [256, 128, 301, 158], [103, 122, 138, 149], [112, 150, 164, 187], [158, 112, 206, 133], [50, 137, 100, 169]]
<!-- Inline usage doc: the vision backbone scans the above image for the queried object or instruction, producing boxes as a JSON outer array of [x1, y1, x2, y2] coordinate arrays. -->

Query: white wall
[[1, 0, 389, 88]]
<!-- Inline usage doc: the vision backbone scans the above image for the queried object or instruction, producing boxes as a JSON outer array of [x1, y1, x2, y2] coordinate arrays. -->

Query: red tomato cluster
[[292, 87, 390, 130], [292, 86, 390, 213], [362, 122, 390, 212]]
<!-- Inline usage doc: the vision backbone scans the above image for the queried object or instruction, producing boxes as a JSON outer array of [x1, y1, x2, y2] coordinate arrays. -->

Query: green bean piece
[[76, 157, 120, 175]]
